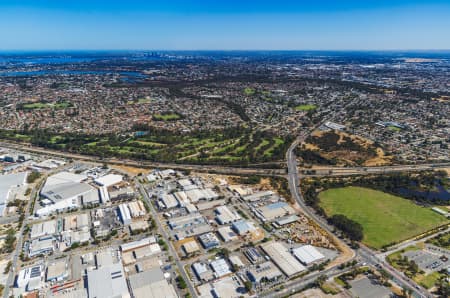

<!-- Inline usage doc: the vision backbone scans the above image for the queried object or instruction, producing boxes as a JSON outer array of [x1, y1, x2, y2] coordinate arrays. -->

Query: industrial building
[[128, 268, 177, 298], [197, 275, 242, 298], [260, 242, 306, 277], [210, 258, 231, 278], [127, 200, 147, 217], [29, 236, 55, 257], [217, 226, 238, 242], [215, 206, 241, 225], [168, 213, 206, 230], [292, 245, 326, 266], [247, 261, 283, 284], [16, 265, 43, 291], [182, 239, 200, 254], [0, 171, 27, 216], [87, 262, 130, 298], [192, 262, 214, 282], [232, 220, 257, 235], [37, 171, 99, 216], [274, 215, 300, 227], [159, 193, 179, 209], [184, 188, 218, 202], [244, 247, 264, 264], [120, 237, 157, 252], [255, 201, 296, 222], [118, 203, 132, 225], [198, 232, 220, 249], [242, 190, 274, 202], [30, 220, 57, 239], [94, 173, 123, 187], [63, 213, 89, 231], [229, 255, 245, 268], [46, 259, 69, 282]]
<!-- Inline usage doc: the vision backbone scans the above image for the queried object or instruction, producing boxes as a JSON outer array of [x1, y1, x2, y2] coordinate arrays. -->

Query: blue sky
[[0, 1, 449, 50]]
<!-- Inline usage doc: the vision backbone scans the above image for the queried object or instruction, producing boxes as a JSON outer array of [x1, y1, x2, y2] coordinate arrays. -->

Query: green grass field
[[319, 186, 449, 249], [20, 101, 72, 110], [415, 271, 442, 289], [388, 125, 402, 132], [295, 104, 317, 111], [244, 87, 256, 96]]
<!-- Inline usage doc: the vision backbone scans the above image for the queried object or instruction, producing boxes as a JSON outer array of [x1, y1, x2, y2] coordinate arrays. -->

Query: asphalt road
[[300, 163, 450, 177], [136, 180, 198, 298], [3, 178, 41, 298], [0, 141, 285, 177]]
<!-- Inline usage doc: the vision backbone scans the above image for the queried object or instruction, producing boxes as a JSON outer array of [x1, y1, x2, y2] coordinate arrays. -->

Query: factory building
[[215, 205, 241, 225], [0, 171, 28, 216], [255, 201, 296, 222], [217, 226, 238, 242], [118, 203, 132, 225], [260, 242, 306, 277], [210, 258, 231, 278], [198, 232, 220, 249], [16, 265, 43, 291], [94, 174, 123, 187], [37, 172, 99, 216], [247, 261, 283, 284], [29, 236, 55, 257], [87, 262, 130, 298], [292, 245, 325, 266], [128, 268, 177, 298]]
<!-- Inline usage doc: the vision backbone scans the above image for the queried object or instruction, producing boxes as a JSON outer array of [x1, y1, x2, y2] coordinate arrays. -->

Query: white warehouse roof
[[94, 174, 123, 187], [292, 245, 325, 265], [87, 262, 130, 298], [261, 242, 306, 277]]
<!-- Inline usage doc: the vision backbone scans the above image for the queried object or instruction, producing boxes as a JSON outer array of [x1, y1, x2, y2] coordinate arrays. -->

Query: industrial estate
[[0, 50, 449, 298]]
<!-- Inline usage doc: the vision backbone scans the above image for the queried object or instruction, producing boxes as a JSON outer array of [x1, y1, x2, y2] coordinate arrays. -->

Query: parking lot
[[403, 245, 450, 274]]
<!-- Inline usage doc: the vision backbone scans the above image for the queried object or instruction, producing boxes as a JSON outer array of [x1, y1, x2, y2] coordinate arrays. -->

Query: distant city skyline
[[1, 0, 449, 50]]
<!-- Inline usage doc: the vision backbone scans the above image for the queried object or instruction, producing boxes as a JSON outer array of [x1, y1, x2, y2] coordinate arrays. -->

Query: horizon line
[[1, 49, 450, 53]]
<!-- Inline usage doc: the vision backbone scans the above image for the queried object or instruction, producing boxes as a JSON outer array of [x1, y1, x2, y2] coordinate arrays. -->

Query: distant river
[[397, 182, 450, 201], [0, 69, 147, 81]]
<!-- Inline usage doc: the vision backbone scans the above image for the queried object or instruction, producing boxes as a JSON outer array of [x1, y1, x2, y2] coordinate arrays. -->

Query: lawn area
[[388, 125, 402, 132], [20, 101, 72, 110], [137, 98, 152, 104], [415, 271, 442, 289], [243, 87, 256, 96], [22, 102, 49, 109], [264, 137, 284, 157], [295, 104, 317, 111], [319, 186, 449, 249], [426, 231, 450, 249]]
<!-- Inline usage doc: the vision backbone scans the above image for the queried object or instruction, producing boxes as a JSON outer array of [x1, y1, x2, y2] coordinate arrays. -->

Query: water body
[[397, 182, 450, 201], [0, 69, 147, 82]]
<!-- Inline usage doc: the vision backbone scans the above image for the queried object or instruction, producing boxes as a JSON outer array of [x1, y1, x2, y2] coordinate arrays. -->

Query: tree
[[244, 281, 252, 292], [176, 276, 187, 290], [328, 214, 363, 241]]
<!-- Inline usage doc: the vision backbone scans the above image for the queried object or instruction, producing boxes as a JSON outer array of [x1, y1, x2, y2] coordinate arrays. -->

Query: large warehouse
[[128, 268, 177, 298], [0, 171, 27, 216], [87, 262, 130, 298], [292, 245, 325, 265], [37, 171, 99, 216], [260, 242, 306, 277]]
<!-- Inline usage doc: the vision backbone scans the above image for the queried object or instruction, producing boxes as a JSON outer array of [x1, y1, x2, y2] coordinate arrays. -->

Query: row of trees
[[328, 214, 364, 241]]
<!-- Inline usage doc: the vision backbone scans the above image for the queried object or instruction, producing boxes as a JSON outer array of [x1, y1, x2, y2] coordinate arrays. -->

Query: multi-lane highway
[[300, 163, 450, 177]]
